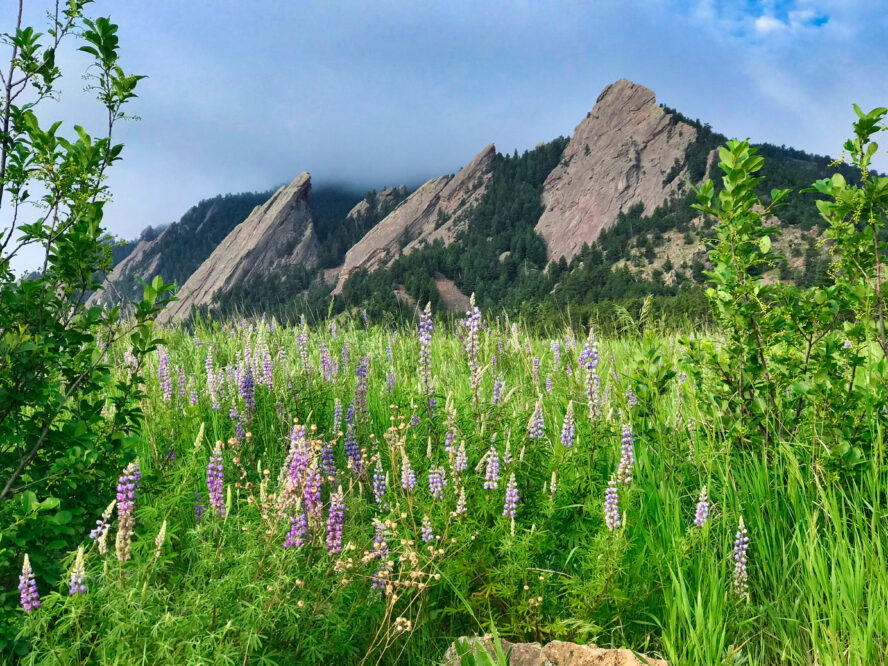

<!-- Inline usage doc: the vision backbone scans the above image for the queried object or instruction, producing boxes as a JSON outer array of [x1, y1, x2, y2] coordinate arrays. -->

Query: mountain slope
[[157, 174, 318, 323]]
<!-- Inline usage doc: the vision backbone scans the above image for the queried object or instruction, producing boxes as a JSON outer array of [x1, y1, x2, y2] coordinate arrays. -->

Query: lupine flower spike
[[326, 486, 345, 555], [694, 486, 710, 528], [733, 515, 750, 599], [503, 473, 519, 518], [617, 424, 635, 485], [207, 443, 226, 518], [604, 476, 621, 532], [19, 554, 40, 611], [69, 546, 87, 595]]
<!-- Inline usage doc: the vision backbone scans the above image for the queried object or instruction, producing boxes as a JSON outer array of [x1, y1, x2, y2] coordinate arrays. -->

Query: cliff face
[[332, 144, 496, 294], [535, 78, 697, 262], [157, 174, 318, 323]]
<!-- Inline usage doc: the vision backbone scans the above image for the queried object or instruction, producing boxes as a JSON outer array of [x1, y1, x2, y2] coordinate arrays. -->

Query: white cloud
[[755, 15, 789, 33]]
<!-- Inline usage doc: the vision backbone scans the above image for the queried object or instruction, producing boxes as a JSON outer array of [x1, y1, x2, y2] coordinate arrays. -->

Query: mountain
[[88, 190, 274, 307], [98, 78, 865, 325], [156, 174, 318, 323]]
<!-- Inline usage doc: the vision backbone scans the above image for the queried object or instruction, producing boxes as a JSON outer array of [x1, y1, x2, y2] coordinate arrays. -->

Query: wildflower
[[262, 348, 273, 389], [532, 356, 540, 385], [625, 386, 638, 407], [617, 424, 635, 485], [503, 473, 519, 518], [303, 467, 323, 516], [154, 520, 167, 559], [354, 357, 369, 418], [492, 376, 503, 406], [340, 341, 350, 371], [420, 514, 435, 543], [166, 446, 176, 462], [410, 413, 421, 427], [194, 492, 206, 521], [401, 453, 417, 492], [190, 390, 199, 406], [732, 516, 750, 599], [484, 445, 500, 490], [285, 512, 309, 548], [604, 477, 621, 532], [463, 294, 483, 407], [158, 348, 172, 403], [582, 333, 600, 419], [333, 398, 343, 435], [545, 375, 552, 393], [321, 344, 334, 381], [207, 444, 226, 518], [326, 487, 345, 555], [560, 402, 576, 449], [694, 486, 710, 528], [428, 465, 447, 500], [18, 555, 40, 611], [371, 520, 391, 591], [454, 440, 468, 473], [372, 460, 387, 507], [454, 486, 467, 515], [69, 546, 87, 595], [320, 441, 337, 480], [239, 366, 255, 414], [527, 398, 544, 440], [386, 371, 395, 394], [551, 340, 560, 368], [89, 499, 116, 541], [343, 404, 364, 477], [298, 315, 311, 372], [115, 460, 140, 563], [419, 303, 435, 415]]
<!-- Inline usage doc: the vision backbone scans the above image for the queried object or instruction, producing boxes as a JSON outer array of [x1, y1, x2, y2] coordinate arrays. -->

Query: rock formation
[[333, 143, 496, 293], [441, 636, 667, 666], [535, 78, 697, 262], [345, 185, 408, 221], [157, 173, 318, 323]]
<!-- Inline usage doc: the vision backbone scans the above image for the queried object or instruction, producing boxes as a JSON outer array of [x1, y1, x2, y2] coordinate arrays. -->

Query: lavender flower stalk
[[527, 398, 544, 440], [419, 302, 435, 419], [617, 423, 635, 485], [732, 516, 750, 598], [428, 465, 447, 500], [604, 477, 621, 532], [502, 472, 519, 518], [560, 401, 576, 449], [69, 546, 87, 595], [18, 554, 40, 611], [420, 514, 435, 543], [207, 443, 226, 518], [372, 460, 388, 508], [115, 460, 140, 563], [284, 512, 309, 548], [158, 348, 172, 403], [463, 293, 483, 412], [694, 486, 710, 528], [484, 445, 500, 490], [326, 487, 345, 555], [401, 453, 417, 492]]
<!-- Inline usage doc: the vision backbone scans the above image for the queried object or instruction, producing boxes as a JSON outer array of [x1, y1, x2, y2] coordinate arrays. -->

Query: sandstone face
[[333, 144, 496, 294], [442, 636, 667, 666], [158, 174, 317, 322], [535, 79, 697, 263]]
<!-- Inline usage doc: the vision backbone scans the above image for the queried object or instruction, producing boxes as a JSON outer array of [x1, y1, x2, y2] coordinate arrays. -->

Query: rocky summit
[[157, 173, 318, 323], [535, 78, 697, 263]]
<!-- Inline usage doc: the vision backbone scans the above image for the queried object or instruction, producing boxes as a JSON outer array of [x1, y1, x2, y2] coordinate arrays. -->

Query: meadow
[[13, 299, 888, 664]]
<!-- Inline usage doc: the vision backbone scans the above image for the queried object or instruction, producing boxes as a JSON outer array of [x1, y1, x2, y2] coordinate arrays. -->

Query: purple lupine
[[229, 404, 239, 423], [330, 320, 337, 339], [262, 348, 273, 390], [207, 444, 226, 518], [420, 514, 435, 543], [527, 399, 544, 440], [326, 487, 345, 555], [158, 348, 172, 403], [625, 386, 638, 407], [617, 424, 635, 485], [239, 367, 255, 414], [694, 486, 710, 528], [343, 404, 364, 477], [502, 472, 519, 518], [194, 492, 206, 522], [371, 520, 391, 591], [463, 293, 483, 408], [454, 486, 467, 515], [582, 334, 600, 419], [560, 402, 576, 449], [409, 413, 421, 428], [299, 316, 310, 372], [333, 398, 343, 436], [401, 453, 417, 492], [284, 512, 309, 548], [492, 376, 503, 406], [551, 340, 561, 368], [372, 460, 387, 507], [732, 516, 750, 598], [235, 420, 245, 443], [454, 440, 468, 473], [69, 547, 87, 595], [89, 500, 115, 541], [303, 467, 323, 517], [545, 375, 552, 393], [386, 344, 393, 365], [386, 371, 395, 394], [566, 363, 573, 377], [321, 344, 334, 381], [484, 445, 500, 490], [340, 341, 349, 373], [354, 357, 369, 418], [166, 446, 176, 462], [532, 356, 540, 386], [419, 303, 435, 417], [320, 441, 337, 480], [18, 555, 40, 611], [502, 439, 513, 469], [205, 353, 220, 409], [604, 477, 621, 532], [491, 354, 498, 372], [428, 465, 447, 500], [177, 366, 187, 398]]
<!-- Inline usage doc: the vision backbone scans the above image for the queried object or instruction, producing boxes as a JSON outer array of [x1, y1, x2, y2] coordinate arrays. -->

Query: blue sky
[[7, 0, 888, 265]]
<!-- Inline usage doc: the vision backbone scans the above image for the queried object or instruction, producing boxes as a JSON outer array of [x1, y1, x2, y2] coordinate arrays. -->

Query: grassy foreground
[[16, 308, 888, 665]]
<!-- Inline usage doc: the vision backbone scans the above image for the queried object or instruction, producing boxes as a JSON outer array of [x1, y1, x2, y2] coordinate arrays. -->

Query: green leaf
[[759, 236, 771, 254]]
